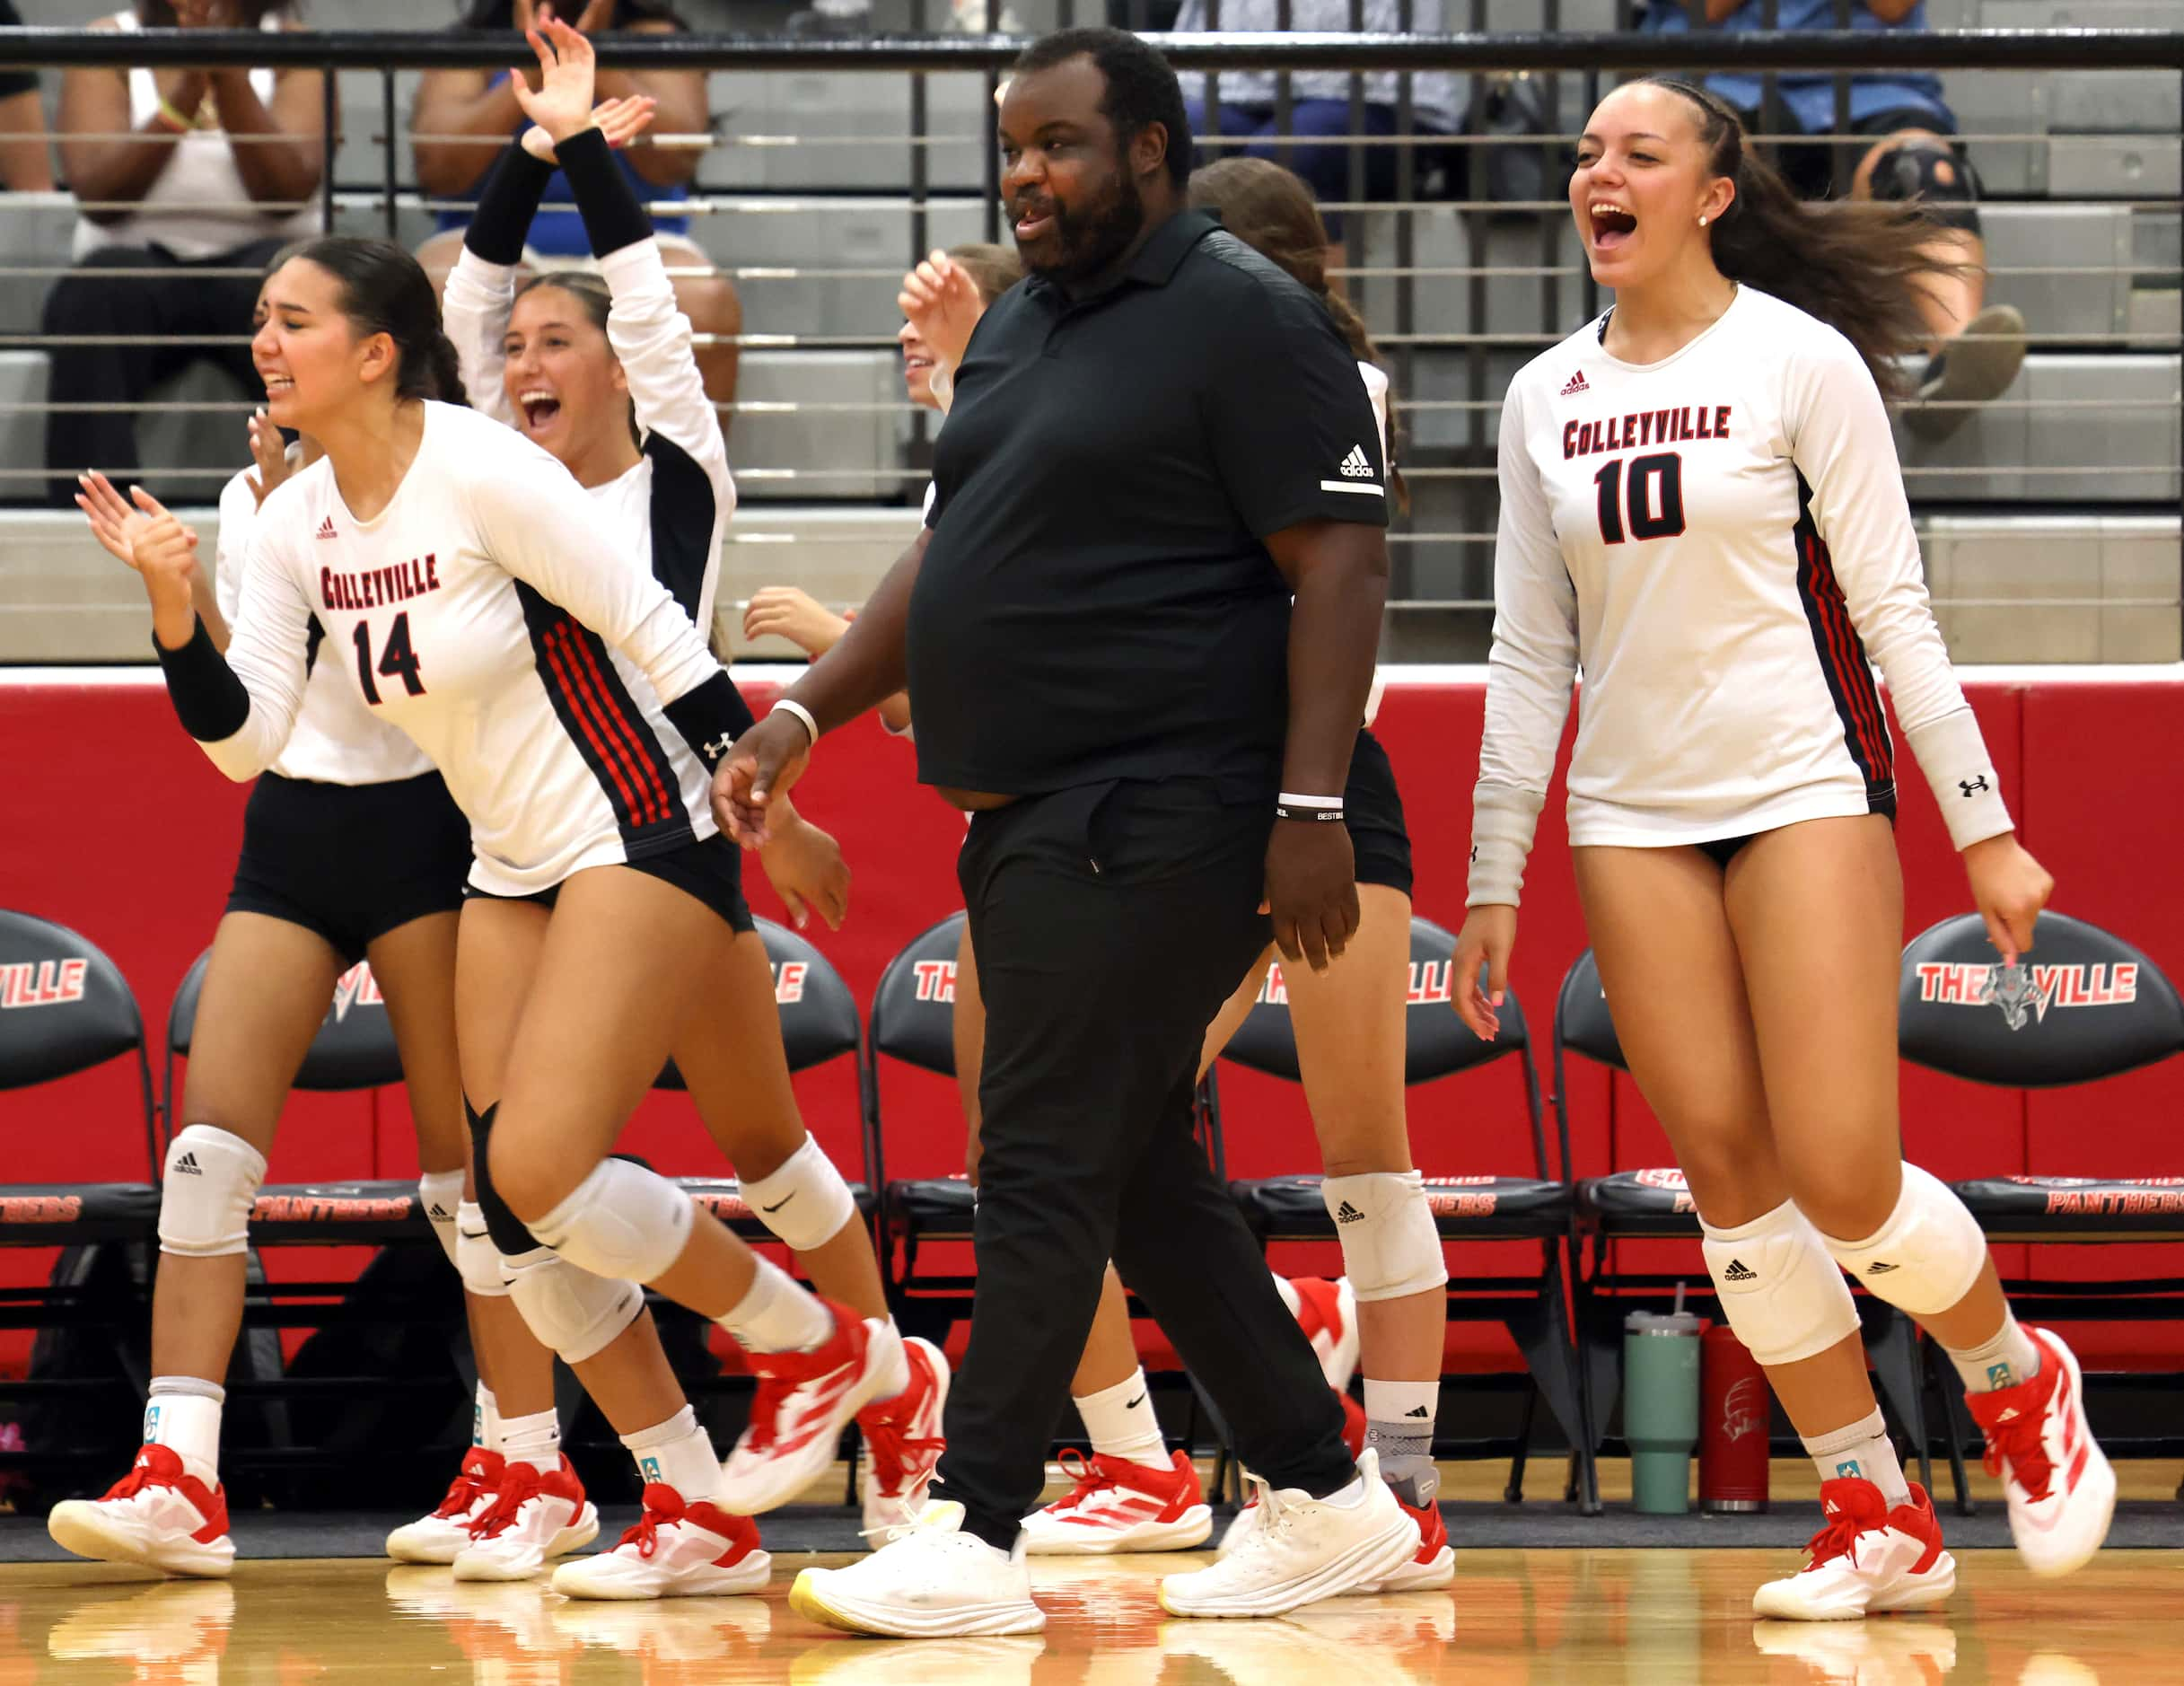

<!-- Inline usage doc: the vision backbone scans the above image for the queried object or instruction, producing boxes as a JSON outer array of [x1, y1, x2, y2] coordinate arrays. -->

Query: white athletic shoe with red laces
[[1351, 1494, 1454, 1593], [1286, 1275, 1362, 1394], [47, 1445, 236, 1577], [552, 1482, 772, 1600], [387, 1447, 504, 1565], [1022, 1449, 1213, 1555], [1965, 1326, 2115, 1578], [451, 1455, 600, 1582], [720, 1302, 902, 1515], [1751, 1479, 1956, 1620], [856, 1335, 949, 1536]]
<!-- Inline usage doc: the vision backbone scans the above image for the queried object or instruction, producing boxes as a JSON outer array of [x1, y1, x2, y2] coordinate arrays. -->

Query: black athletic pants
[[925, 777, 1355, 1550]]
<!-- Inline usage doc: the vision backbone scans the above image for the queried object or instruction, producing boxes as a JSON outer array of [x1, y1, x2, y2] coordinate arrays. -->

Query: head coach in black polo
[[713, 28, 1416, 1635]]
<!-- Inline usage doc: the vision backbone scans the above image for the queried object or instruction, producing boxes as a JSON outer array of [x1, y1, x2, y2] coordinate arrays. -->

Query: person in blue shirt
[[1639, 0, 2023, 438], [410, 0, 741, 413]]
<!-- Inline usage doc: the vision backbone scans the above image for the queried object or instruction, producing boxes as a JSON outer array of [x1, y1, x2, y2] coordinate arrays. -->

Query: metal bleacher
[[0, 11, 2178, 666]]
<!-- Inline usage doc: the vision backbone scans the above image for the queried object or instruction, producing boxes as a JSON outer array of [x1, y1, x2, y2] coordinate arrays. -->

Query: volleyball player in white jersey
[[1455, 77, 2112, 1619], [111, 229, 901, 1598], [440, 19, 947, 1556]]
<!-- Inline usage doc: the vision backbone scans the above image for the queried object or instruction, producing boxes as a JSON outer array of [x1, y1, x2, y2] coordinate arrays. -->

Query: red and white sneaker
[[47, 1445, 235, 1577], [552, 1482, 771, 1600], [1286, 1275, 1361, 1394], [1751, 1479, 1956, 1620], [720, 1303, 902, 1515], [452, 1455, 600, 1581], [1218, 1389, 1367, 1559], [857, 1335, 949, 1536], [1351, 1495, 1454, 1593], [1022, 1450, 1213, 1555], [387, 1447, 504, 1565], [1965, 1327, 2115, 1578]]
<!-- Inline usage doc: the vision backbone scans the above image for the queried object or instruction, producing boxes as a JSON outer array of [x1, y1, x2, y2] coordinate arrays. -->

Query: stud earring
[[1698, 215, 1709, 226]]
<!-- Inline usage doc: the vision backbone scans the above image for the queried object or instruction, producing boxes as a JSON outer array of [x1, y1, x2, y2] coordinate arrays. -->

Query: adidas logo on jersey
[[1560, 370, 1589, 397], [316, 516, 337, 540], [1335, 1200, 1365, 1224], [1338, 444, 1374, 479], [1721, 1258, 1756, 1282], [1865, 1261, 1899, 1275], [175, 1153, 202, 1176]]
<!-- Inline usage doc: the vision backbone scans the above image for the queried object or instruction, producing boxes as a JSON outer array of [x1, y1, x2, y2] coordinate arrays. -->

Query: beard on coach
[[1002, 63, 1156, 286]]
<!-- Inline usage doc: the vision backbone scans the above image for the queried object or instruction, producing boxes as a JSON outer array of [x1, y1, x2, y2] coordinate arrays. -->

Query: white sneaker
[[1964, 1327, 2116, 1578], [1022, 1450, 1212, 1555], [786, 1634, 1046, 1684], [47, 1445, 236, 1577], [551, 1482, 771, 1600], [856, 1334, 949, 1537], [721, 1302, 902, 1516], [451, 1455, 600, 1582], [1751, 1480, 1956, 1620], [47, 1581, 234, 1671], [1158, 1448, 1417, 1619], [789, 1500, 1046, 1638], [387, 1447, 504, 1565], [1750, 1618, 1959, 1679]]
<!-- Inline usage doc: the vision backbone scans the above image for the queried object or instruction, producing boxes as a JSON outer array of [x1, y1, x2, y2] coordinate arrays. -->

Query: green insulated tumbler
[[1624, 1309, 1704, 1515]]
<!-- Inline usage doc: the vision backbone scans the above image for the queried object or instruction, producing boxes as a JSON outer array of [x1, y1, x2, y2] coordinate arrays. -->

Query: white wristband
[[1466, 780, 1547, 909], [771, 698, 819, 747], [1277, 791, 1344, 810], [1904, 707, 2013, 850]]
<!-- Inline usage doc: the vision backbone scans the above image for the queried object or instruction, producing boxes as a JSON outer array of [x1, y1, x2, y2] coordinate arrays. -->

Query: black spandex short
[[1345, 727, 1414, 898], [461, 829, 755, 935], [226, 769, 471, 964]]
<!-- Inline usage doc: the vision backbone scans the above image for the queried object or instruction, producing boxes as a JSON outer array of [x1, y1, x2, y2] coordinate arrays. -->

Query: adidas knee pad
[[455, 1200, 511, 1299], [157, 1124, 267, 1259], [418, 1169, 464, 1270], [467, 1101, 539, 1259], [525, 1156, 695, 1287], [1321, 1170, 1448, 1303], [1870, 135, 1981, 235], [1820, 1163, 1988, 1318], [1700, 1198, 1861, 1367], [740, 1134, 857, 1254], [503, 1246, 645, 1365]]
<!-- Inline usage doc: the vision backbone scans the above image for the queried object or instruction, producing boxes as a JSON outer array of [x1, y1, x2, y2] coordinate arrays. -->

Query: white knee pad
[[1820, 1162, 1989, 1318], [157, 1124, 268, 1259], [503, 1246, 645, 1365], [1321, 1170, 1449, 1303], [418, 1169, 464, 1271], [741, 1135, 858, 1254], [455, 1200, 511, 1299], [524, 1157, 695, 1286], [1700, 1198, 1862, 1367]]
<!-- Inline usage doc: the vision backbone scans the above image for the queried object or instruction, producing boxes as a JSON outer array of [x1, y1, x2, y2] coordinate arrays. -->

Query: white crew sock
[[473, 1383, 501, 1452], [1073, 1370, 1169, 1470], [144, 1378, 224, 1488], [717, 1254, 834, 1354], [1802, 1407, 1910, 1506], [1942, 1310, 2042, 1394], [620, 1404, 724, 1502], [500, 1408, 563, 1475]]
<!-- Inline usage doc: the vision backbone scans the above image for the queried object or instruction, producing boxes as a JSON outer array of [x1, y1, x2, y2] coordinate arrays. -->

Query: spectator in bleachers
[[1171, 0, 1458, 238], [40, 0, 325, 505], [410, 0, 742, 411], [0, 1, 56, 191], [1638, 0, 2025, 438]]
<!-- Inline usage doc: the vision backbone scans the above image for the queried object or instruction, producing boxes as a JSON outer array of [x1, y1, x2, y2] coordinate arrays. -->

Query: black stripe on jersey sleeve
[[556, 127, 651, 260], [645, 431, 715, 623], [155, 616, 251, 742], [465, 145, 557, 268], [1791, 470, 1896, 813]]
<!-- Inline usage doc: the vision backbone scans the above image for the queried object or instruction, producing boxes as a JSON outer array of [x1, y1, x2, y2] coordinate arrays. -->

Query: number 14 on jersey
[[354, 612, 425, 705]]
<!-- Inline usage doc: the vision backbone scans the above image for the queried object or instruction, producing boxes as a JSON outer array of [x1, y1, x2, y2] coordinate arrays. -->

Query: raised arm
[[55, 21, 203, 218], [202, 17, 329, 209]]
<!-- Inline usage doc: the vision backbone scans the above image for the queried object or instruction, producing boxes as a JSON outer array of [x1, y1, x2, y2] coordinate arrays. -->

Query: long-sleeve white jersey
[[208, 401, 734, 897], [1471, 285, 2011, 903], [214, 465, 432, 787], [443, 238, 737, 650]]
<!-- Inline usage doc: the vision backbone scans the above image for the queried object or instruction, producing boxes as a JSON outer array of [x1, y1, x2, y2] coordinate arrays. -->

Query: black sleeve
[[0, 0, 37, 102], [154, 617, 252, 742], [1202, 280, 1390, 539], [463, 143, 557, 266], [555, 126, 652, 261], [661, 668, 759, 769]]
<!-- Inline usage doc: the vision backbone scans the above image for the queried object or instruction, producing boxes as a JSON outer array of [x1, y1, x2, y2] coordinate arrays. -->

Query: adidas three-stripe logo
[[1339, 444, 1374, 479], [1721, 1258, 1756, 1282], [175, 1153, 203, 1176], [1336, 1200, 1365, 1224]]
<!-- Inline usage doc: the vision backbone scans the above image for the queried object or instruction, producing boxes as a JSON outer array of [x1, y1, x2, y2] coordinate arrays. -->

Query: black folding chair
[[1897, 911, 2184, 1506], [1224, 916, 1592, 1507]]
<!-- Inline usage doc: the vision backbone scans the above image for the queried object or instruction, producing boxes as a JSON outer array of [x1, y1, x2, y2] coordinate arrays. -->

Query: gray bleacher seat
[[730, 347, 908, 501], [1979, 203, 2136, 340], [0, 352, 49, 498], [706, 71, 995, 196], [1894, 354, 2181, 505], [715, 505, 926, 659], [1924, 514, 2180, 663], [0, 194, 77, 339]]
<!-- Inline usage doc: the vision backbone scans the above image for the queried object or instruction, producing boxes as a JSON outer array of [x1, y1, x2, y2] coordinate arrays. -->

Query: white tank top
[[72, 11, 320, 262]]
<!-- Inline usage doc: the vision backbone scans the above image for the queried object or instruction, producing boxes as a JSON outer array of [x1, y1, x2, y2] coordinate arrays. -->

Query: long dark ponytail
[[1645, 77, 1964, 397], [285, 236, 469, 407]]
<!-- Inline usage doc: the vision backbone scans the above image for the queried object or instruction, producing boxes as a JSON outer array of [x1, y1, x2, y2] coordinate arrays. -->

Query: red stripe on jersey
[[548, 623, 668, 828], [565, 626, 676, 826], [1805, 534, 1892, 779], [540, 628, 649, 828]]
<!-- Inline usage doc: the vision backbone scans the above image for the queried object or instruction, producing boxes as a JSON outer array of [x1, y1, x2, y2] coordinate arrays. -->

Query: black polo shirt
[[905, 207, 1389, 799]]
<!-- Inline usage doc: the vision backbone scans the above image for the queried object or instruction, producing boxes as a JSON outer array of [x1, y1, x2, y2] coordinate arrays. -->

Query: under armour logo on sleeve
[[1960, 776, 1990, 797]]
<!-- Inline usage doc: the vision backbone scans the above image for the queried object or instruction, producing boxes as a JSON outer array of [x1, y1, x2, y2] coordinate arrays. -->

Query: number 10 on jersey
[[1594, 452, 1687, 544], [354, 611, 425, 705]]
